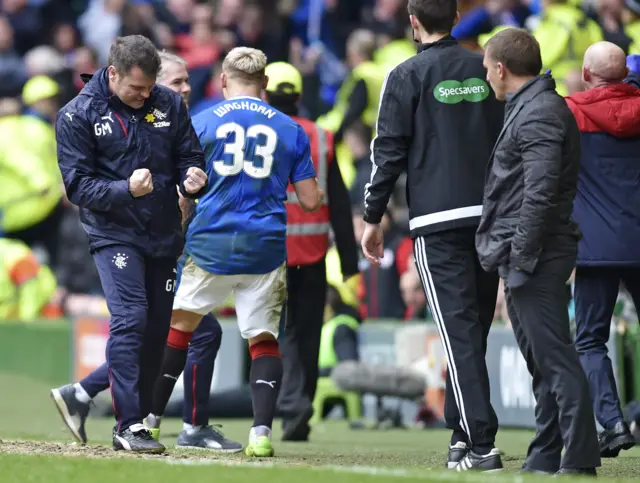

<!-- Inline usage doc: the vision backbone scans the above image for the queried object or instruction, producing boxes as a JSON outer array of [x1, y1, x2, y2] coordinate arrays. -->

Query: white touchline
[[163, 459, 526, 483]]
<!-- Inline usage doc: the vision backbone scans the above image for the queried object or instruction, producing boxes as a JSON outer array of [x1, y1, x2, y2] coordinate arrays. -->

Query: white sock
[[251, 425, 272, 439], [183, 423, 202, 434], [145, 414, 161, 429], [73, 383, 91, 404]]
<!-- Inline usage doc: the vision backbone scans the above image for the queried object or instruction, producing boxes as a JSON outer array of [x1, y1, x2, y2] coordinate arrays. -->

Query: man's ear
[[107, 65, 117, 82], [497, 62, 506, 80], [220, 72, 227, 90], [409, 14, 420, 31], [582, 66, 591, 83], [263, 74, 269, 91], [453, 11, 460, 27]]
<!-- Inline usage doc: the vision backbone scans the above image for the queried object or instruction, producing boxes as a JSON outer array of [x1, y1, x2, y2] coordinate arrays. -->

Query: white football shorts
[[173, 257, 287, 339]]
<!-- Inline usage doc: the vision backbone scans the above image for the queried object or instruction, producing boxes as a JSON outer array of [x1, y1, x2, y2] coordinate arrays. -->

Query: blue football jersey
[[186, 96, 316, 275]]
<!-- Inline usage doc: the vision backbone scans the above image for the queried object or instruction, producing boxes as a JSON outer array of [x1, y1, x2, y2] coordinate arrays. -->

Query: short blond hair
[[222, 47, 267, 85]]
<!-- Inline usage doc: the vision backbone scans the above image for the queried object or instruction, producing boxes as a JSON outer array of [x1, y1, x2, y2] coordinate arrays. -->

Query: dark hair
[[264, 91, 299, 115], [407, 0, 457, 35], [484, 28, 543, 77], [107, 35, 161, 79]]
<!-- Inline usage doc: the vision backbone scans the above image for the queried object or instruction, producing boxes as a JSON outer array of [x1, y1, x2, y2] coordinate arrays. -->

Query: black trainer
[[555, 468, 597, 477], [599, 421, 636, 457], [50, 384, 90, 444], [456, 448, 503, 472], [113, 423, 166, 453], [446, 442, 468, 469]]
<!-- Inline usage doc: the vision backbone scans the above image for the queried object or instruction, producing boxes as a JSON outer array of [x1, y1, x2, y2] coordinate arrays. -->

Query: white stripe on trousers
[[413, 236, 472, 443]]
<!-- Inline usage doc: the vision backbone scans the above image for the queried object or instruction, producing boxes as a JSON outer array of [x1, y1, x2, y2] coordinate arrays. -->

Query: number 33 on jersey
[[186, 96, 317, 275]]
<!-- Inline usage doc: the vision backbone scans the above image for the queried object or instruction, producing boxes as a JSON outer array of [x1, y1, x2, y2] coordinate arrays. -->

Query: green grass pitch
[[0, 373, 638, 482]]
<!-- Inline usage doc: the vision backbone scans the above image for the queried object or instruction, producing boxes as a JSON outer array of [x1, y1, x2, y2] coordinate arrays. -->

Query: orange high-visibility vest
[[285, 116, 333, 267]]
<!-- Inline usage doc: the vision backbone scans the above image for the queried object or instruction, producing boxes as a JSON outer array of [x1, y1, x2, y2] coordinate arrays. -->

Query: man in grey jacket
[[476, 28, 600, 476]]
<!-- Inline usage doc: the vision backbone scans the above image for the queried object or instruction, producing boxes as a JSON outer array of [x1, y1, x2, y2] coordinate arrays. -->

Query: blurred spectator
[[626, 0, 640, 53], [0, 76, 64, 268], [590, 0, 632, 52], [52, 23, 80, 69], [0, 16, 26, 97], [2, 0, 44, 54], [363, 0, 409, 41], [452, 0, 532, 43], [531, 0, 604, 95], [78, 0, 125, 64], [235, 3, 285, 63], [0, 237, 60, 320], [72, 46, 99, 92], [24, 45, 75, 104], [175, 4, 221, 69], [317, 29, 385, 188], [214, 0, 244, 30]]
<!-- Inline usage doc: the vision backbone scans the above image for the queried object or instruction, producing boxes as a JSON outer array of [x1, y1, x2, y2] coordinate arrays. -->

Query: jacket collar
[[417, 35, 457, 53], [505, 74, 556, 107]]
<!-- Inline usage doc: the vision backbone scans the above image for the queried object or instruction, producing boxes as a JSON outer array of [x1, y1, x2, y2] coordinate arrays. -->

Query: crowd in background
[[1, 0, 639, 326]]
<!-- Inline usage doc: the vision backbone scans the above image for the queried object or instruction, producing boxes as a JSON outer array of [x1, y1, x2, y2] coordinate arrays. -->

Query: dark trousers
[[413, 227, 499, 449], [504, 249, 601, 471], [93, 245, 176, 431], [278, 259, 327, 422], [80, 314, 222, 427], [574, 266, 640, 430]]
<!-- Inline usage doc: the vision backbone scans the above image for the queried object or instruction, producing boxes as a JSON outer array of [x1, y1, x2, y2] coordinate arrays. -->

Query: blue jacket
[[566, 84, 640, 266], [56, 68, 205, 258]]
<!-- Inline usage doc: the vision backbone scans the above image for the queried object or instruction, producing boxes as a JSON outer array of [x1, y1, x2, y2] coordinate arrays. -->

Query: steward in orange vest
[[264, 62, 359, 442]]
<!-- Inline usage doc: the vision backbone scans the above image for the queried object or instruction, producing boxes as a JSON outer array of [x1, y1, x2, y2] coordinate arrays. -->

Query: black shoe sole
[[601, 434, 636, 458], [50, 389, 87, 445], [282, 406, 314, 442]]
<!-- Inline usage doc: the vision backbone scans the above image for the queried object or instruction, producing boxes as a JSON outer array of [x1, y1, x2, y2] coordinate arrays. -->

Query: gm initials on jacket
[[94, 111, 114, 137]]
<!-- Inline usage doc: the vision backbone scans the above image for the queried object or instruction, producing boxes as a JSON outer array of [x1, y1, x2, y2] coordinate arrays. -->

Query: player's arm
[[363, 66, 414, 224], [291, 125, 324, 212], [174, 99, 207, 199], [56, 109, 132, 211]]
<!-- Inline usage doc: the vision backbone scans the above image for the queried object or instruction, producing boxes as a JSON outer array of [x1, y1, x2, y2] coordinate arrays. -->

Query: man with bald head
[[566, 40, 640, 458]]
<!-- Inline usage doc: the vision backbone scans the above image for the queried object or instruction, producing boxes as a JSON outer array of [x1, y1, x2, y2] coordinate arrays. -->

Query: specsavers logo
[[433, 78, 490, 104]]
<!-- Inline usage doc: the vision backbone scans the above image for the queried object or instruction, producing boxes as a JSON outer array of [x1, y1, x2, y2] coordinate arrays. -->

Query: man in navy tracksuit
[[50, 36, 207, 453], [50, 50, 241, 452], [566, 42, 640, 458]]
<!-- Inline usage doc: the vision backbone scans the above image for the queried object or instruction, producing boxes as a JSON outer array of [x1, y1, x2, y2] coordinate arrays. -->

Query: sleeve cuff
[[363, 211, 383, 224], [179, 180, 203, 199], [110, 179, 133, 204]]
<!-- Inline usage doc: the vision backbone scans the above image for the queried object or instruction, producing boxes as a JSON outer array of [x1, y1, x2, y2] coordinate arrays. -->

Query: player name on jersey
[[213, 100, 277, 119]]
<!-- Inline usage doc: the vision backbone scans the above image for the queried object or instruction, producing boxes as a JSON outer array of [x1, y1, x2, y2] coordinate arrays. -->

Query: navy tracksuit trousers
[[91, 245, 176, 430], [81, 310, 222, 427], [574, 266, 640, 430]]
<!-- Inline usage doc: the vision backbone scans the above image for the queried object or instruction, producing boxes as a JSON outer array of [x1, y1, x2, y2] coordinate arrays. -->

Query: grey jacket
[[476, 75, 581, 274]]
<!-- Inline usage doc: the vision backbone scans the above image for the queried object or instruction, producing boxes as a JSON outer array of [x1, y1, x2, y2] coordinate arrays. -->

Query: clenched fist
[[183, 167, 207, 195], [129, 168, 153, 198]]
